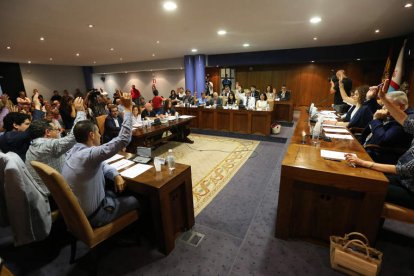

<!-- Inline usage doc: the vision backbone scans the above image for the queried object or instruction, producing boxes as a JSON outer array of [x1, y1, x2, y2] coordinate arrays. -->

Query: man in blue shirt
[[62, 93, 139, 227]]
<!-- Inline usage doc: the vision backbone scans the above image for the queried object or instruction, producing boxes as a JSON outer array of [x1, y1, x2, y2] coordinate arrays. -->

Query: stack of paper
[[321, 150, 356, 161], [120, 163, 153, 178], [179, 115, 195, 119], [104, 154, 124, 163], [110, 159, 135, 170], [325, 133, 354, 140], [322, 123, 346, 128], [323, 127, 349, 134]]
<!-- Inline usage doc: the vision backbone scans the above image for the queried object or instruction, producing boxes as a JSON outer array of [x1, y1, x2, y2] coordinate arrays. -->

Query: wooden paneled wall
[[234, 61, 384, 107]]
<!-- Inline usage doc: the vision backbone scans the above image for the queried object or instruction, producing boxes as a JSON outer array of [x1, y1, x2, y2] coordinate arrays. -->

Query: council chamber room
[[1, 0, 414, 275]]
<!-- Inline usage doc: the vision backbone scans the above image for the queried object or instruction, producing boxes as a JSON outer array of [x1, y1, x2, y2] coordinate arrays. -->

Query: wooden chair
[[30, 161, 139, 264], [95, 115, 107, 136], [382, 202, 414, 224]]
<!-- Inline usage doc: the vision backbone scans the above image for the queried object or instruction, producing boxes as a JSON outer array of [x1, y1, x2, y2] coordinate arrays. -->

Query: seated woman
[[256, 92, 269, 111], [169, 89, 179, 106], [334, 82, 373, 129], [345, 81, 414, 210], [131, 105, 142, 126], [160, 99, 176, 116], [227, 92, 237, 107]]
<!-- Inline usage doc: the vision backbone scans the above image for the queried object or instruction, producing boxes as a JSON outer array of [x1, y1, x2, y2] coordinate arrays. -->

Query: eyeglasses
[[50, 127, 61, 132]]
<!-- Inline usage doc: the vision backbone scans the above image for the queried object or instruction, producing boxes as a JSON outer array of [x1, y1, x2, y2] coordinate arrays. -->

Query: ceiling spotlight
[[310, 17, 322, 24], [76, 53, 80, 56], [88, 24, 94, 28], [120, 57, 123, 61], [163, 1, 177, 11], [28, 60, 32, 64], [191, 48, 198, 52], [93, 61, 96, 64], [311, 60, 315, 63], [152, 53, 155, 57], [313, 37, 318, 40], [40, 37, 45, 41], [6, 46, 11, 50], [110, 48, 114, 51], [375, 29, 380, 33], [357, 58, 361, 61], [49, 57, 53, 61], [217, 30, 227, 35], [404, 3, 412, 8], [243, 43, 250, 47], [156, 40, 160, 44]]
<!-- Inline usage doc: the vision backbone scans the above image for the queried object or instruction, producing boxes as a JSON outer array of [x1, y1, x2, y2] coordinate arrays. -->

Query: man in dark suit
[[250, 85, 260, 101], [360, 91, 414, 164], [207, 92, 222, 107], [277, 85, 291, 101], [103, 105, 123, 143], [141, 103, 157, 119]]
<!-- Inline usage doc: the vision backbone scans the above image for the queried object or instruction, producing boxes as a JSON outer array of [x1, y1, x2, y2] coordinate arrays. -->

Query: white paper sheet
[[322, 123, 346, 128], [179, 115, 195, 119], [325, 133, 354, 140], [120, 163, 153, 178], [320, 110, 336, 114], [104, 154, 124, 164], [110, 159, 135, 170], [323, 127, 350, 133], [321, 150, 356, 161]]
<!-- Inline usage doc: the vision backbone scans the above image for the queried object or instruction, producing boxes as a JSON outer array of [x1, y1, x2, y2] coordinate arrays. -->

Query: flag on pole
[[388, 39, 407, 92]]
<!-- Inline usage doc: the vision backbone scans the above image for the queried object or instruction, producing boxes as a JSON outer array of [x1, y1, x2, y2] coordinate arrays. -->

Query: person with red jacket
[[130, 85, 141, 105], [151, 89, 164, 114]]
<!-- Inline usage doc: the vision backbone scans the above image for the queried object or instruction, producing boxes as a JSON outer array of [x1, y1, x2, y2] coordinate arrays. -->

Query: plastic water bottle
[[175, 112, 179, 120], [167, 149, 175, 173]]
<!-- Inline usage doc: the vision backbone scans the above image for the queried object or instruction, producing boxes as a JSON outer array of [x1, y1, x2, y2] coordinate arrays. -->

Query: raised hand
[[378, 79, 389, 99], [120, 92, 132, 111], [32, 92, 41, 110], [73, 97, 85, 111]]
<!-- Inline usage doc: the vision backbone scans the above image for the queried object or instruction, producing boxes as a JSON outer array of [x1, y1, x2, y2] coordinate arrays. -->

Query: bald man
[[141, 103, 156, 119]]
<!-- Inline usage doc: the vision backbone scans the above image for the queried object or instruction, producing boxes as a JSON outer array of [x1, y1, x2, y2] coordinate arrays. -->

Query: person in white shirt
[[243, 90, 256, 110], [131, 105, 142, 127], [256, 92, 269, 111]]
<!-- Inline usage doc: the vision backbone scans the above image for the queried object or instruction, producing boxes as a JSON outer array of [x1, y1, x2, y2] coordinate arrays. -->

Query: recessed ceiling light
[[28, 60, 32, 64], [40, 37, 45, 41], [217, 30, 227, 35], [404, 3, 412, 8], [88, 24, 94, 28], [6, 46, 11, 50], [313, 37, 318, 40], [49, 57, 53, 61], [110, 48, 114, 51], [163, 1, 177, 11], [152, 53, 155, 57], [243, 43, 250, 47], [191, 48, 198, 52], [76, 53, 80, 56], [356, 58, 361, 61], [93, 61, 96, 64], [120, 57, 123, 61], [310, 17, 322, 24], [311, 60, 315, 63], [375, 29, 380, 33], [156, 40, 160, 44]]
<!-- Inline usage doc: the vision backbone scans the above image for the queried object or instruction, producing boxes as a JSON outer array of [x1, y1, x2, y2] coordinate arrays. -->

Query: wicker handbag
[[330, 232, 383, 276]]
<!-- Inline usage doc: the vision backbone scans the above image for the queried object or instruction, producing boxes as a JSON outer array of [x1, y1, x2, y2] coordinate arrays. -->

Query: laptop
[[132, 147, 152, 164]]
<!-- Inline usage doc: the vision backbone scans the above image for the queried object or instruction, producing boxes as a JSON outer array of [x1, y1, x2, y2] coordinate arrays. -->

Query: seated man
[[207, 92, 222, 107], [103, 105, 123, 143], [182, 89, 194, 105], [26, 96, 86, 193], [61, 93, 139, 227], [0, 112, 31, 161], [361, 91, 414, 164], [241, 90, 256, 110], [197, 92, 208, 106], [277, 85, 291, 101], [221, 86, 231, 97], [141, 103, 156, 119]]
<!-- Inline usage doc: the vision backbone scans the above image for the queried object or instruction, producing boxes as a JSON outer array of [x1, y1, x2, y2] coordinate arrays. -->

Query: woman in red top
[[151, 89, 164, 114]]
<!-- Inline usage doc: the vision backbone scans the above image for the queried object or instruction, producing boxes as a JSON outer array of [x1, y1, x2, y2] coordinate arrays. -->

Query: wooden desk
[[275, 107, 388, 244], [273, 100, 294, 122], [117, 153, 195, 255], [126, 117, 194, 153], [175, 107, 275, 136]]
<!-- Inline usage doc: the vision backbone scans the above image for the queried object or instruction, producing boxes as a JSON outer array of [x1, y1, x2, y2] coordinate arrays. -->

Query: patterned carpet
[[153, 134, 259, 215]]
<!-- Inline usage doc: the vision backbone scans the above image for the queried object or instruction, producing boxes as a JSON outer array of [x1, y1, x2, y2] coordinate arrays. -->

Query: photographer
[[329, 70, 352, 113]]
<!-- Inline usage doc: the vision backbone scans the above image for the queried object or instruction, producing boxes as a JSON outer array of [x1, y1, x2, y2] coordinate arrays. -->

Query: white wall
[[20, 64, 86, 99], [93, 58, 183, 74], [92, 69, 185, 100]]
